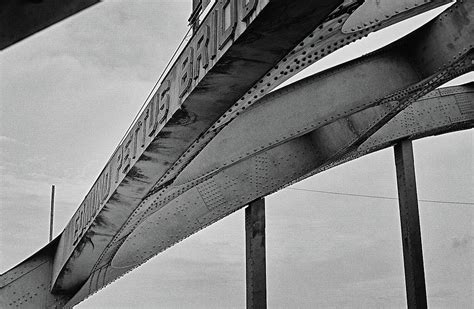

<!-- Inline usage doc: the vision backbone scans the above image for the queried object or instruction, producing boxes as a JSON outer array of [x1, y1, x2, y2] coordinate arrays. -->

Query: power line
[[287, 187, 474, 205]]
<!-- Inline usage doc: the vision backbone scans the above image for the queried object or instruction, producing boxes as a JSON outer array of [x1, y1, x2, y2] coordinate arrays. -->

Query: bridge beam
[[245, 198, 267, 309], [394, 140, 427, 309], [0, 0, 100, 50]]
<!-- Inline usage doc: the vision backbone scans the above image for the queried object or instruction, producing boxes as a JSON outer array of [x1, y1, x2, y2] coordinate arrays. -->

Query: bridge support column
[[245, 198, 267, 309], [394, 140, 427, 309]]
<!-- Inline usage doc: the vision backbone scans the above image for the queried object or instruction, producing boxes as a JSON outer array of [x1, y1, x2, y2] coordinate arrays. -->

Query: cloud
[[0, 135, 28, 147], [451, 234, 473, 249]]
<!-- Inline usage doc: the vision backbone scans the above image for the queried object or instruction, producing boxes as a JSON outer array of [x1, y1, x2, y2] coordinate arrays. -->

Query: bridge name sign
[[67, 0, 261, 249], [54, 0, 345, 291]]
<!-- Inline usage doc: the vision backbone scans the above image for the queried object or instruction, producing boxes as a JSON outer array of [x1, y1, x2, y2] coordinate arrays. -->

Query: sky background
[[0, 1, 472, 308]]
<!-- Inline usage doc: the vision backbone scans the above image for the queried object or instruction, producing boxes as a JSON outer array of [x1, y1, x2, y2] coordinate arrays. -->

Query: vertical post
[[394, 140, 427, 309], [49, 184, 55, 242], [245, 198, 267, 309]]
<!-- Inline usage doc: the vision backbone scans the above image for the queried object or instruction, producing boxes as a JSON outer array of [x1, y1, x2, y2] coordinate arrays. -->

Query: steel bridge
[[1, 0, 472, 308]]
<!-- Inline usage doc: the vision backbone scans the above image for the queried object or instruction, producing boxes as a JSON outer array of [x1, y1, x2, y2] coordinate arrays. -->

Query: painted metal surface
[[0, 1, 472, 307], [75, 86, 470, 306], [0, 239, 70, 309], [394, 140, 427, 309], [50, 1, 455, 293], [342, 0, 432, 33], [111, 49, 472, 274], [1, 74, 471, 309], [52, 0, 456, 294], [0, 0, 100, 50], [245, 199, 267, 309], [295, 84, 474, 184], [51, 0, 343, 292], [67, 14, 472, 304], [91, 28, 472, 300]]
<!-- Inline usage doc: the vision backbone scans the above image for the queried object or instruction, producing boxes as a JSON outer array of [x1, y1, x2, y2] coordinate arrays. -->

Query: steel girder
[[63, 4, 472, 304], [48, 0, 452, 295], [73, 86, 472, 307], [0, 1, 472, 308], [51, 0, 344, 293], [1, 83, 471, 308], [0, 0, 101, 50]]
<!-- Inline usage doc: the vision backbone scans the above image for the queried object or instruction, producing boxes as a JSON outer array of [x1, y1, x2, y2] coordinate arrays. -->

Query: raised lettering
[[209, 10, 218, 60], [122, 137, 132, 174], [73, 213, 81, 245], [88, 192, 94, 220], [179, 47, 194, 98], [80, 207, 86, 234], [64, 0, 271, 261], [114, 147, 123, 184], [147, 96, 157, 137], [218, 0, 237, 49], [101, 166, 111, 203], [148, 95, 158, 137], [132, 121, 142, 159], [194, 24, 210, 80], [142, 108, 149, 146], [149, 80, 171, 135], [158, 80, 171, 124], [241, 0, 257, 20], [85, 194, 91, 222], [202, 0, 211, 10], [93, 186, 100, 216]]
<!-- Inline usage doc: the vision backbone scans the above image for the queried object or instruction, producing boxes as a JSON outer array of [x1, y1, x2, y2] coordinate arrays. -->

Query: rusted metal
[[245, 198, 266, 309], [394, 140, 427, 309]]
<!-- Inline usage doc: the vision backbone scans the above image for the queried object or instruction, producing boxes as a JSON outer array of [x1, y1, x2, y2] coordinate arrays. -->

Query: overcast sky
[[0, 1, 472, 308]]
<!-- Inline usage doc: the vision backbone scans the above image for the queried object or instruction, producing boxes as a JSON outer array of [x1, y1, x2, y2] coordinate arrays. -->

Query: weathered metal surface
[[294, 84, 474, 184], [394, 140, 427, 309], [175, 7, 474, 185], [64, 6, 472, 303], [0, 238, 70, 308], [0, 0, 100, 50], [1, 1, 471, 307], [68, 85, 473, 304], [245, 198, 267, 309], [182, 0, 452, 144], [70, 85, 471, 308], [51, 0, 343, 292], [174, 53, 422, 185], [342, 0, 432, 33], [51, 0, 455, 294], [105, 8, 470, 280]]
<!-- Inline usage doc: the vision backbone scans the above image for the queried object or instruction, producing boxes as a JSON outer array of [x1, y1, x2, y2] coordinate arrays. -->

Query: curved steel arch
[[2, 83, 471, 307], [58, 1, 472, 296], [1, 1, 472, 308], [66, 82, 472, 307]]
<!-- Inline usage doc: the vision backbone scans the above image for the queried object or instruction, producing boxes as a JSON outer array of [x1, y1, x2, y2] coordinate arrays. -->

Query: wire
[[287, 188, 474, 205]]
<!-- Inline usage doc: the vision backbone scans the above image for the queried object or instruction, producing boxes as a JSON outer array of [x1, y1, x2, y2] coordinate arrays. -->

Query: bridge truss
[[1, 0, 472, 308]]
